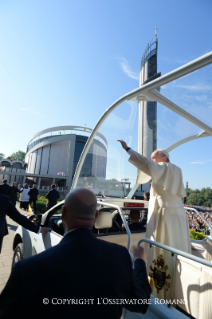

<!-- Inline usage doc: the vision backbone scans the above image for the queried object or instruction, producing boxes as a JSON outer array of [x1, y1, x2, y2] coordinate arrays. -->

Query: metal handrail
[[137, 238, 212, 268], [191, 236, 212, 243]]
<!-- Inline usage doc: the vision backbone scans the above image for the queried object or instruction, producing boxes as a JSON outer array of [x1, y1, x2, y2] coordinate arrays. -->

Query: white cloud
[[161, 57, 190, 65], [196, 95, 208, 102], [19, 107, 43, 116], [175, 58, 190, 64], [174, 84, 211, 91], [191, 159, 212, 165], [207, 102, 212, 108], [20, 107, 31, 111], [118, 57, 139, 80]]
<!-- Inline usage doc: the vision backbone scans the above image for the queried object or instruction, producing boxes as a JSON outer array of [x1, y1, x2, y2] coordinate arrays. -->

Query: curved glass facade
[[73, 135, 106, 179], [25, 132, 107, 189]]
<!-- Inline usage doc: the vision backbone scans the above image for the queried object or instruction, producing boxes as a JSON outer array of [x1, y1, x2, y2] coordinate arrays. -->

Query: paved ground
[[0, 204, 27, 293]]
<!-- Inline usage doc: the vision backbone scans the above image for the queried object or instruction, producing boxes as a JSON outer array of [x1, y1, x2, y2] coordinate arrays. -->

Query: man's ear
[[61, 205, 66, 221], [94, 210, 99, 221]]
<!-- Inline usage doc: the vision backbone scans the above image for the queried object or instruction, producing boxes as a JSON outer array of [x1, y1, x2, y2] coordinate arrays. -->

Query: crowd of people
[[0, 180, 39, 212], [19, 183, 38, 211], [0, 179, 60, 213], [185, 204, 212, 234]]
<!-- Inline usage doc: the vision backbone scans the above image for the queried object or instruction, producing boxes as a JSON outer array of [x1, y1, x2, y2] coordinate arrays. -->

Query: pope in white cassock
[[118, 140, 191, 261]]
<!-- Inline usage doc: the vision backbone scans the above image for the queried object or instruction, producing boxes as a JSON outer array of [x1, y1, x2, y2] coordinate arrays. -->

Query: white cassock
[[128, 150, 191, 252], [128, 150, 191, 298]]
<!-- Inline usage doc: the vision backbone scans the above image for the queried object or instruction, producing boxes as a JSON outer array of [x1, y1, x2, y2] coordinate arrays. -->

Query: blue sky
[[0, 0, 212, 190]]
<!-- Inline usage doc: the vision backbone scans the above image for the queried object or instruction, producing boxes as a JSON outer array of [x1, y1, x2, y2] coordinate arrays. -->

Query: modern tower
[[138, 29, 161, 158], [135, 30, 161, 196]]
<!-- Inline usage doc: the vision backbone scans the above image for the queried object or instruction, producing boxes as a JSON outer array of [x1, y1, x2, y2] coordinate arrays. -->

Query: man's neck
[[64, 228, 91, 236]]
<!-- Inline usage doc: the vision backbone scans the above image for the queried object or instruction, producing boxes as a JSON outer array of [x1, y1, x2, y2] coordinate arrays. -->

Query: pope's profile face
[[151, 150, 167, 163]]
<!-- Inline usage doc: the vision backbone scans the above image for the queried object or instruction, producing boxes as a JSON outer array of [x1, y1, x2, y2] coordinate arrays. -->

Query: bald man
[[0, 188, 151, 319], [118, 140, 191, 263]]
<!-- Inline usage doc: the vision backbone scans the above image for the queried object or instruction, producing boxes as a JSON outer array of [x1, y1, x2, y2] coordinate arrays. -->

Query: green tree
[[185, 188, 191, 198], [203, 187, 212, 201], [7, 150, 26, 162], [186, 188, 212, 207]]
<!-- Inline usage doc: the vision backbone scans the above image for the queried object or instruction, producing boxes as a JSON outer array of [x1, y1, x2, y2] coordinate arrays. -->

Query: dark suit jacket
[[45, 189, 60, 208], [0, 195, 39, 253], [28, 188, 39, 201], [129, 222, 146, 232], [140, 218, 147, 228], [0, 228, 151, 318], [10, 186, 21, 202], [0, 184, 11, 197]]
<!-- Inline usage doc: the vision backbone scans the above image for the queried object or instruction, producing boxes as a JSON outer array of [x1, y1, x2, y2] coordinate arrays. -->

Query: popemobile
[[12, 50, 212, 319]]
